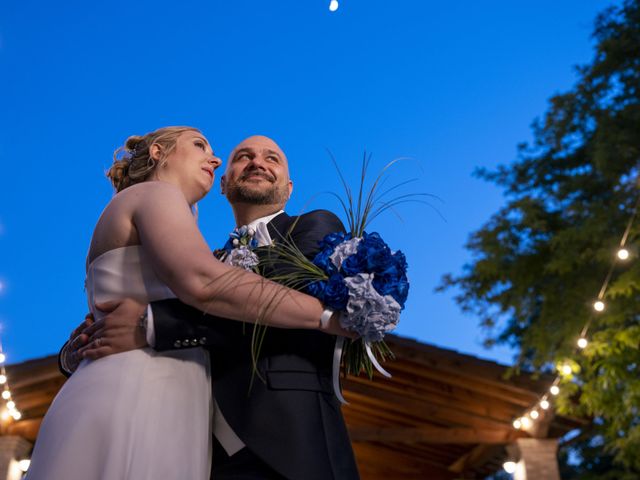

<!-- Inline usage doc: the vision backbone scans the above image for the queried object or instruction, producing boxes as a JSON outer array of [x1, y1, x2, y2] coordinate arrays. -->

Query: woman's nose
[[209, 156, 222, 169]]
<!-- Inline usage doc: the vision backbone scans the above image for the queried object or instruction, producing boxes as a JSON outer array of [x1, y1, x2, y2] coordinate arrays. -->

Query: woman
[[26, 127, 347, 480]]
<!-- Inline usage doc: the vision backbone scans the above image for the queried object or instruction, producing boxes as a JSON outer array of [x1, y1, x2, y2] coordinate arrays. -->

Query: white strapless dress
[[27, 246, 212, 480]]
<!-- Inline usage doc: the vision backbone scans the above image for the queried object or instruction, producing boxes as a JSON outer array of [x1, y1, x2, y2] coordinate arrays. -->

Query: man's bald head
[[221, 135, 293, 207]]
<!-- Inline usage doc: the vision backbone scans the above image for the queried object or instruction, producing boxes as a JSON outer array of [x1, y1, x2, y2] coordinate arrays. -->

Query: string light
[[617, 248, 630, 260], [0, 343, 22, 424], [503, 461, 517, 474], [18, 460, 30, 473], [329, 0, 339, 11], [505, 194, 640, 431]]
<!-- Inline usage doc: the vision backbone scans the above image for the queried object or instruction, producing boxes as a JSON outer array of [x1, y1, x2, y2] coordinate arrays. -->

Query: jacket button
[[173, 340, 181, 348], [199, 337, 207, 345], [190, 338, 198, 346], [182, 339, 190, 347]]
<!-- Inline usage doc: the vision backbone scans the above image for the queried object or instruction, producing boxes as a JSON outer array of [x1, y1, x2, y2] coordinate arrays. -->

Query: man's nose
[[246, 155, 267, 170]]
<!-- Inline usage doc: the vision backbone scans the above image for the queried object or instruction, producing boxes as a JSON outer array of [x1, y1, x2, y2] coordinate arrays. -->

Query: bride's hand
[[77, 298, 148, 360]]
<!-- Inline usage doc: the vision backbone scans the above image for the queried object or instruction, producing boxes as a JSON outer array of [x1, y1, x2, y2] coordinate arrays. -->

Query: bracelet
[[320, 307, 334, 329]]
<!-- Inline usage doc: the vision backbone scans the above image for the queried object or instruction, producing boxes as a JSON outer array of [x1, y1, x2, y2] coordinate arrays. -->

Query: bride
[[26, 126, 348, 480]]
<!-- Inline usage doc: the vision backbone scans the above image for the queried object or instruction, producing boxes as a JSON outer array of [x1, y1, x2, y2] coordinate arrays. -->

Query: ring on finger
[[94, 337, 102, 347]]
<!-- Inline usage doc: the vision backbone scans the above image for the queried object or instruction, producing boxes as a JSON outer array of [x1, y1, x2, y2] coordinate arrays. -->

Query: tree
[[440, 0, 640, 471]]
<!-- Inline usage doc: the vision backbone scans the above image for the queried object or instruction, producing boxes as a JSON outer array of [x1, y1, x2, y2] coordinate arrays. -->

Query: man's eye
[[267, 156, 279, 162]]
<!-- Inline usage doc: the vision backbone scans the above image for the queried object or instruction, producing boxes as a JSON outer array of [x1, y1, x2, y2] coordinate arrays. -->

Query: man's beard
[[226, 182, 289, 205]]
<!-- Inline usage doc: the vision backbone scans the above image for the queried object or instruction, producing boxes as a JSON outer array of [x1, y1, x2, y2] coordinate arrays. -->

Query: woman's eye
[[195, 141, 206, 150]]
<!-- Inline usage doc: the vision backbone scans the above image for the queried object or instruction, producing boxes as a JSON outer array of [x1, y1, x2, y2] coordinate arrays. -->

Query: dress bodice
[[85, 245, 175, 318]]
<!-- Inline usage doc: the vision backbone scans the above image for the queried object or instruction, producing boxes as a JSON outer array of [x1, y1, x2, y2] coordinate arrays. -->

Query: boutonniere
[[220, 225, 260, 271]]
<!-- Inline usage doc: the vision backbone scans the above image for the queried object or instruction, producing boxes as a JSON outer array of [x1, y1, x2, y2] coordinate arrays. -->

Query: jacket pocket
[[266, 370, 332, 393]]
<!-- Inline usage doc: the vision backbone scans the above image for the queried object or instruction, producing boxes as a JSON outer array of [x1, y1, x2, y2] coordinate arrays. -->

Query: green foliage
[[439, 0, 640, 469]]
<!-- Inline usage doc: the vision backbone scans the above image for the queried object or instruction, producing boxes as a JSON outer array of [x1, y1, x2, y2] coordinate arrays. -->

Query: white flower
[[342, 273, 401, 342], [329, 237, 362, 269], [224, 246, 259, 271]]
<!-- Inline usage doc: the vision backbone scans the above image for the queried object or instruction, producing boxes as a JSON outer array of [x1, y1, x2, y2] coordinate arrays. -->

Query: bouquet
[[254, 153, 428, 402]]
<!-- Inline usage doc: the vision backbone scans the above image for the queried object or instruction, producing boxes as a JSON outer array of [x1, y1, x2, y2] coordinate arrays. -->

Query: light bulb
[[10, 410, 21, 420], [0, 410, 9, 421], [512, 419, 522, 429], [329, 0, 339, 11], [521, 416, 532, 429], [6, 401, 15, 410], [18, 459, 30, 472], [594, 300, 605, 312], [561, 364, 572, 375], [0, 375, 7, 385], [577, 337, 588, 349], [530, 410, 540, 419], [617, 248, 630, 260], [550, 385, 560, 396], [503, 461, 517, 474], [540, 399, 550, 410], [0, 353, 6, 364], [2, 391, 10, 400]]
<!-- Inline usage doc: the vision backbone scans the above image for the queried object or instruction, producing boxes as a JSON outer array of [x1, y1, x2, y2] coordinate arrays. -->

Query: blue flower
[[318, 231, 350, 250], [323, 273, 349, 310], [307, 279, 326, 298], [372, 251, 409, 307], [313, 248, 337, 276]]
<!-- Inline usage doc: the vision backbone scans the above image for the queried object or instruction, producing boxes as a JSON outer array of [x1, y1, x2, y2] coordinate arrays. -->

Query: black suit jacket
[[150, 210, 360, 480]]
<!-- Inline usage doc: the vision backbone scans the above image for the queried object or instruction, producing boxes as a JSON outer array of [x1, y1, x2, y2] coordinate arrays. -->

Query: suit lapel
[[267, 211, 292, 243]]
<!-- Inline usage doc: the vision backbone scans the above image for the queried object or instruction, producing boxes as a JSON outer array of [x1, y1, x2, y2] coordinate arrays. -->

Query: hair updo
[[106, 126, 201, 192]]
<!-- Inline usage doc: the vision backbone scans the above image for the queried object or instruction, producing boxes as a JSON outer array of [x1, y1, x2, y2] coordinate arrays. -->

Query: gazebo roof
[[2, 335, 584, 479]]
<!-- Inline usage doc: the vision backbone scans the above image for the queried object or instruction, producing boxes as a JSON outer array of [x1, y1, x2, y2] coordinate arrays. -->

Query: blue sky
[[0, 0, 617, 365]]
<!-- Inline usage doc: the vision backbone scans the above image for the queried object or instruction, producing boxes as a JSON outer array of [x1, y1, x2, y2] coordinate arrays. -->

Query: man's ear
[[287, 179, 293, 199], [220, 174, 227, 195]]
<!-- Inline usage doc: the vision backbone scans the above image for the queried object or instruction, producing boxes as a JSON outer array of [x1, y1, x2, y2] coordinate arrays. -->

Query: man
[[60, 135, 360, 480]]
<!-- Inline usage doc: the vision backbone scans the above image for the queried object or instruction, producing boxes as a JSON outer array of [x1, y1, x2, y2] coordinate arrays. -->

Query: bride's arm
[[133, 182, 327, 331]]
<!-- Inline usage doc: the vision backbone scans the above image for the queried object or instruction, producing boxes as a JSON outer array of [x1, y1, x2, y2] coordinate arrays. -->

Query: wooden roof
[[1, 335, 584, 479]]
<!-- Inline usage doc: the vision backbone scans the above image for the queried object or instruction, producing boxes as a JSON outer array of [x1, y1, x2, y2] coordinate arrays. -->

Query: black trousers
[[211, 437, 287, 480]]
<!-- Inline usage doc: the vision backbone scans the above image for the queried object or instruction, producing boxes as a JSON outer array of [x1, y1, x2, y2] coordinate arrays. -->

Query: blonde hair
[[107, 126, 201, 192]]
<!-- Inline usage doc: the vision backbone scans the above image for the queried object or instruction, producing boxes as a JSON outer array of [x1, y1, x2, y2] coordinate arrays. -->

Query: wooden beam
[[448, 444, 505, 474], [345, 381, 517, 430], [354, 442, 458, 480], [346, 374, 527, 424], [350, 425, 524, 444]]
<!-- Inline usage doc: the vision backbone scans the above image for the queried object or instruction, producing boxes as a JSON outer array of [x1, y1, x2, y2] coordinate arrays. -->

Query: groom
[[60, 135, 360, 480]]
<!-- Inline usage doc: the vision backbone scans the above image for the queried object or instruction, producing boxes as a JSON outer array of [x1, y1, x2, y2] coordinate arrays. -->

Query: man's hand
[[76, 298, 149, 361], [62, 313, 95, 373]]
